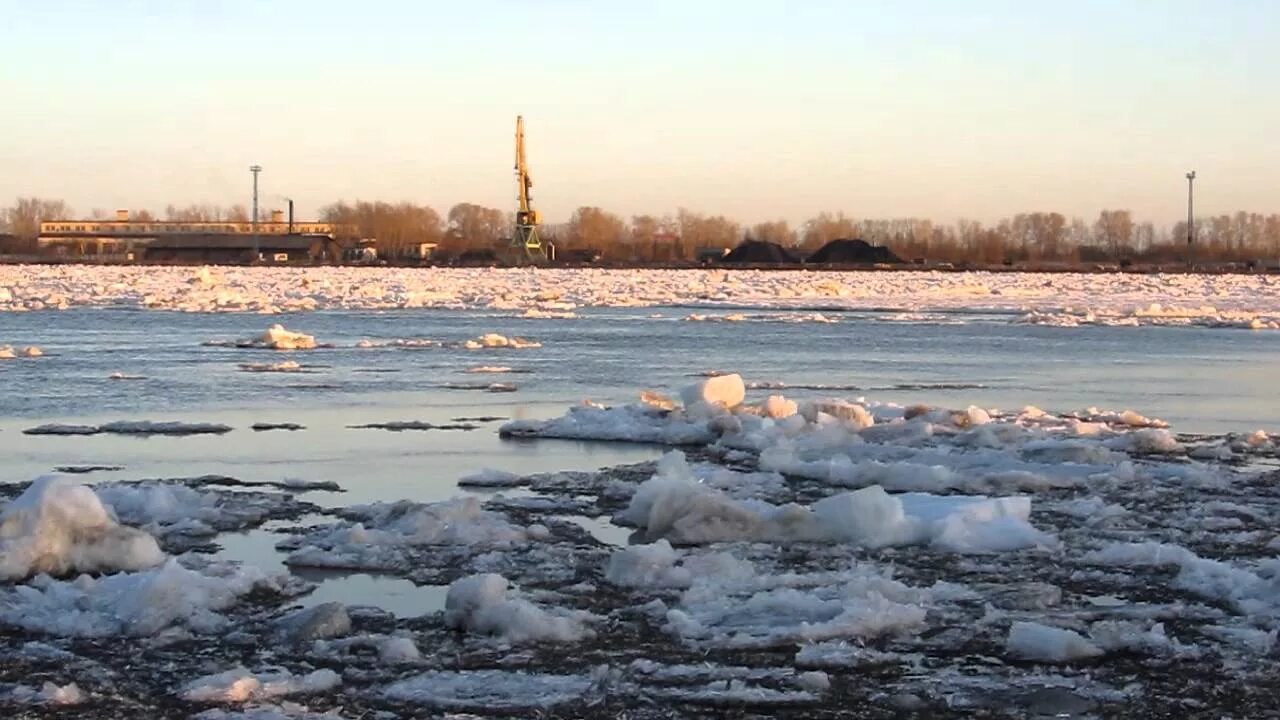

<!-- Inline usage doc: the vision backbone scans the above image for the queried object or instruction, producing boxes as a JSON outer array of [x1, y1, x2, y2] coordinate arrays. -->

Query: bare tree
[[3, 198, 72, 250], [630, 215, 661, 262], [319, 200, 442, 260], [800, 212, 858, 251], [678, 209, 740, 257], [566, 206, 626, 257], [1093, 210, 1134, 259], [751, 220, 794, 246], [446, 203, 507, 252]]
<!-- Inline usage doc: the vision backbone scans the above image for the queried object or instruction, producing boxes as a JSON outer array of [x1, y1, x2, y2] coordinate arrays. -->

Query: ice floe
[[660, 558, 932, 649], [252, 422, 306, 432], [456, 468, 522, 488], [281, 497, 542, 575], [444, 573, 596, 642], [440, 381, 518, 393], [615, 451, 1053, 552], [3, 681, 85, 706], [0, 558, 286, 637], [501, 402, 717, 444], [93, 481, 313, 539], [463, 333, 541, 349], [180, 667, 341, 703], [382, 668, 604, 711], [0, 345, 42, 359], [0, 476, 164, 580], [273, 602, 352, 643], [23, 421, 233, 436], [239, 361, 306, 373], [347, 420, 477, 431], [1006, 622, 1103, 663], [206, 324, 319, 350]]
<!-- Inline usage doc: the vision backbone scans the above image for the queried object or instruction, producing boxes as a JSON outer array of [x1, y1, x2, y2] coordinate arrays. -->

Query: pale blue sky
[[2, 1, 1276, 226]]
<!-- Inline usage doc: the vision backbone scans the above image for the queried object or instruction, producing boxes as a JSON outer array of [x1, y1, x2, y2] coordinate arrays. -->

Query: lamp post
[[1185, 171, 1195, 270], [250, 165, 262, 263]]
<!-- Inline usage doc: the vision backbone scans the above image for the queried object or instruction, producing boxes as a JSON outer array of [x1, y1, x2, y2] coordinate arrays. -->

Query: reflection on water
[[291, 568, 449, 618], [559, 514, 636, 547], [212, 528, 288, 573], [212, 527, 448, 618]]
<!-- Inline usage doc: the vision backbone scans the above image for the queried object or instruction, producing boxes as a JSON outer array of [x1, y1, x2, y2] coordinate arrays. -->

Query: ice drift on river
[[0, 476, 164, 580], [4, 266, 1279, 330]]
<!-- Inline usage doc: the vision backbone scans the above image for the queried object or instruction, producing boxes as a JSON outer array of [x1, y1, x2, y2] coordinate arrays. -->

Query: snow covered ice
[[180, 667, 341, 703], [615, 452, 1053, 551], [0, 558, 287, 637], [281, 497, 548, 578], [443, 573, 595, 642], [206, 324, 319, 350], [3, 266, 1280, 330], [462, 332, 541, 349], [0, 345, 42, 359], [1005, 622, 1103, 663], [0, 476, 164, 580]]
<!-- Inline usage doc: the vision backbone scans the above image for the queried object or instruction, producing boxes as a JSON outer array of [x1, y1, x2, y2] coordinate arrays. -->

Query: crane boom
[[515, 116, 531, 214], [510, 115, 546, 261]]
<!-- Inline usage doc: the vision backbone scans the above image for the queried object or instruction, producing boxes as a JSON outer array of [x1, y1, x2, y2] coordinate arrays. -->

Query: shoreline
[[2, 257, 1278, 275]]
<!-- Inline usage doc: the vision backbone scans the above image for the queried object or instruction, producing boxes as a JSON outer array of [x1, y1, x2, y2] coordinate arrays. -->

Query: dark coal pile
[[722, 240, 800, 265], [806, 238, 903, 265], [452, 248, 500, 266]]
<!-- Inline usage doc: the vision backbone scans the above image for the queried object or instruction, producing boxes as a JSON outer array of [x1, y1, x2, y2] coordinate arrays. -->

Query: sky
[[2, 0, 1277, 227]]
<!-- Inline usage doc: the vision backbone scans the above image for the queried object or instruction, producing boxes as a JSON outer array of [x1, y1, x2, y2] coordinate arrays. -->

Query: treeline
[[310, 203, 1280, 264], [4, 196, 1280, 264]]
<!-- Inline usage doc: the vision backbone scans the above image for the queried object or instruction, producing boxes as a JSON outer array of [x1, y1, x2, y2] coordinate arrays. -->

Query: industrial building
[[36, 210, 336, 263], [141, 235, 337, 265]]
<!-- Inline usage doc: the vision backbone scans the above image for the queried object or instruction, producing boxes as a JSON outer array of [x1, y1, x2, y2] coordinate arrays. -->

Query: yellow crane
[[510, 115, 547, 261]]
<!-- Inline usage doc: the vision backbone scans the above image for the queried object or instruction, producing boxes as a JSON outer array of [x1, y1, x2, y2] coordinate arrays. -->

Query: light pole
[[1185, 170, 1195, 269], [250, 165, 262, 263]]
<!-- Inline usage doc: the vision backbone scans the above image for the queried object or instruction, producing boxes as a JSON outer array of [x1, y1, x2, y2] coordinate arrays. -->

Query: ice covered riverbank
[[2, 371, 1279, 718], [2, 265, 1279, 328]]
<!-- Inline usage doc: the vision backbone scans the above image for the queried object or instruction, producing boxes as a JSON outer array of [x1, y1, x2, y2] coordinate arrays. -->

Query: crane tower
[[510, 115, 547, 262]]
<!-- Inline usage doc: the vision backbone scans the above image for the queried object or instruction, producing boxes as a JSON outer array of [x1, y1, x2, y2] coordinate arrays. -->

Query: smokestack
[[116, 209, 130, 222], [288, 199, 294, 235]]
